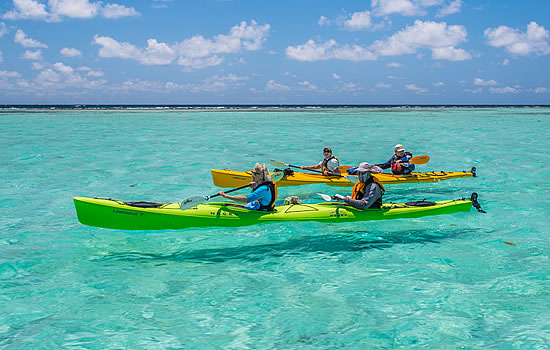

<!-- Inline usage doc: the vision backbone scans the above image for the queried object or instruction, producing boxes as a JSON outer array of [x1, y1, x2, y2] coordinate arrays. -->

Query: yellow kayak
[[211, 167, 476, 188]]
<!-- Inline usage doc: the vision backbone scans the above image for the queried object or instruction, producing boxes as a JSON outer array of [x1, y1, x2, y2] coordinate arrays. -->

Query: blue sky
[[0, 0, 549, 104]]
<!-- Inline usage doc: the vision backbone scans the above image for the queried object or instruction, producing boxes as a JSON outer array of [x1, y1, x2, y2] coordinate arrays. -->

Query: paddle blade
[[180, 196, 207, 210], [271, 171, 285, 182], [344, 175, 359, 183], [269, 159, 287, 168], [317, 193, 333, 202], [410, 155, 430, 164]]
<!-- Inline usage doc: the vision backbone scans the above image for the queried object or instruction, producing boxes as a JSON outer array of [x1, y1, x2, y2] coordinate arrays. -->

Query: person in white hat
[[333, 162, 385, 210], [376, 144, 415, 175]]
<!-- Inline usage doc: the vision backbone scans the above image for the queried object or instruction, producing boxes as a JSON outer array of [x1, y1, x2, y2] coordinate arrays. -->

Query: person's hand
[[300, 166, 305, 170], [248, 181, 256, 187], [323, 170, 329, 175], [217, 191, 226, 197], [333, 194, 346, 201]]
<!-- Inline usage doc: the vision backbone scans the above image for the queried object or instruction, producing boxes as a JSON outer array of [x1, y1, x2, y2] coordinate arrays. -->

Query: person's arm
[[301, 162, 322, 171], [376, 157, 393, 169], [343, 184, 382, 210], [217, 182, 255, 203]]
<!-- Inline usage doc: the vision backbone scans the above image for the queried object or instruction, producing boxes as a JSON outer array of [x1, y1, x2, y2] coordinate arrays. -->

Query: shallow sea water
[[1, 107, 549, 349]]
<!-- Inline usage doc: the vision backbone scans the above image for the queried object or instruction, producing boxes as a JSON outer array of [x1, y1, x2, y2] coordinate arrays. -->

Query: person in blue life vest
[[300, 147, 341, 176], [377, 144, 415, 175], [333, 162, 385, 210], [217, 163, 277, 211]]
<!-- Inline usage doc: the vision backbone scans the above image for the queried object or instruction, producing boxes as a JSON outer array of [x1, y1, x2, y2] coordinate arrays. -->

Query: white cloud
[[318, 16, 329, 26], [286, 39, 376, 62], [465, 88, 482, 94], [15, 29, 47, 48], [342, 11, 372, 31], [60, 47, 82, 57], [502, 58, 510, 65], [0, 22, 7, 37], [376, 82, 392, 88], [474, 78, 497, 86], [436, 0, 462, 17], [53, 62, 74, 74], [370, 20, 468, 60], [372, 0, 424, 16], [340, 82, 362, 91], [485, 21, 550, 56], [534, 87, 548, 93], [0, 70, 21, 78], [22, 49, 42, 60], [431, 46, 471, 60], [433, 81, 445, 86], [266, 80, 290, 91], [3, 0, 49, 20], [87, 70, 104, 77], [164, 74, 249, 92], [298, 80, 317, 90], [3, 0, 140, 21], [490, 86, 518, 94], [102, 4, 139, 19], [406, 83, 428, 93], [387, 62, 402, 67], [93, 20, 269, 70], [332, 73, 342, 79]]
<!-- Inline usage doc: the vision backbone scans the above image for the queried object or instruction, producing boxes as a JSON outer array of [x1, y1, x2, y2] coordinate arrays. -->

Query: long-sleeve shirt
[[344, 182, 383, 210], [377, 152, 415, 174]]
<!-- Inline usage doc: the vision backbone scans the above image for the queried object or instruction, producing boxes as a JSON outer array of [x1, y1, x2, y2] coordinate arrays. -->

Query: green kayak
[[73, 194, 480, 230]]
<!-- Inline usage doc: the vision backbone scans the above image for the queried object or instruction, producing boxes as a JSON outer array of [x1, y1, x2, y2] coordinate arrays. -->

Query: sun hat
[[394, 144, 405, 152], [355, 162, 382, 174]]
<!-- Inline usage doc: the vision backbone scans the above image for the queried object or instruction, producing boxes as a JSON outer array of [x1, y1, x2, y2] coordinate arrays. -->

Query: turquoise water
[[1, 108, 549, 349]]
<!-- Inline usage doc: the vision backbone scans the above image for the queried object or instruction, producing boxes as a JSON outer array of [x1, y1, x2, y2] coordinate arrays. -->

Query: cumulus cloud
[[318, 16, 329, 26], [432, 46, 471, 60], [372, 0, 424, 16], [474, 78, 497, 86], [436, 0, 462, 17], [376, 82, 392, 88], [266, 80, 290, 91], [341, 10, 372, 31], [433, 81, 445, 87], [406, 83, 428, 93], [60, 47, 82, 57], [93, 20, 269, 70], [15, 29, 47, 48], [534, 87, 548, 93], [0, 70, 21, 78], [22, 49, 42, 60], [490, 86, 518, 94], [0, 22, 7, 37], [3, 0, 140, 21], [332, 73, 342, 79], [298, 80, 317, 90], [370, 20, 469, 60], [387, 62, 402, 67], [484, 21, 550, 56], [286, 39, 376, 62], [102, 4, 140, 19], [53, 62, 74, 74]]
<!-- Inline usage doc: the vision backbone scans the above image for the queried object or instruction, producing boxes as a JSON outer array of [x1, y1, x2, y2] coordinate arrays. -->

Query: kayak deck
[[74, 196, 473, 231], [211, 167, 476, 188]]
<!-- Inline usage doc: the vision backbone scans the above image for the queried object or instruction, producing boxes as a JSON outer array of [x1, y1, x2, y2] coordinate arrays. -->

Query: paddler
[[217, 163, 277, 211], [333, 162, 385, 210], [300, 147, 341, 176], [377, 144, 415, 175]]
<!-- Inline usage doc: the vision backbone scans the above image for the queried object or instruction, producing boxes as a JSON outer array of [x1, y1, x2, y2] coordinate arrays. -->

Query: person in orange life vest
[[300, 147, 341, 176], [377, 144, 415, 175], [333, 162, 385, 210], [217, 163, 277, 211]]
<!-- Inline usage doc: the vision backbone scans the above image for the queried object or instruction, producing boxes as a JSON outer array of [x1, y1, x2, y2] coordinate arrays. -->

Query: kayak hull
[[74, 196, 472, 231], [211, 168, 475, 188]]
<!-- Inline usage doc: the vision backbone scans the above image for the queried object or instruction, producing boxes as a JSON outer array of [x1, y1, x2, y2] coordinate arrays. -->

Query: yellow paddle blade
[[410, 155, 430, 164]]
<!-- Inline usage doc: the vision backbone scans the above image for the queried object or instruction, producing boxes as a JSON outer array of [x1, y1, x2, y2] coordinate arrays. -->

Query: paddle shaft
[[286, 163, 344, 177], [209, 183, 251, 199]]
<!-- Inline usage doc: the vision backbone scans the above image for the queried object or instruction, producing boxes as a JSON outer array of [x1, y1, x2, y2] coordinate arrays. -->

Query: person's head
[[355, 162, 382, 182], [251, 163, 271, 184], [394, 144, 405, 157], [323, 147, 333, 159]]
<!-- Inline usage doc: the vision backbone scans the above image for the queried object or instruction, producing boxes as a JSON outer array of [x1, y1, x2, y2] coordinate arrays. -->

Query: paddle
[[409, 155, 430, 165], [317, 193, 336, 202], [269, 159, 358, 183], [180, 171, 285, 210]]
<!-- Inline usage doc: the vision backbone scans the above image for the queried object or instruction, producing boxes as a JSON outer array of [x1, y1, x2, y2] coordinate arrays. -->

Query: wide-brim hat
[[356, 162, 382, 174], [394, 144, 405, 152]]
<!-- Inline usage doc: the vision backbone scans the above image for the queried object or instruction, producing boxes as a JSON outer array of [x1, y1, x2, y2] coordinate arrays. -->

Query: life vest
[[321, 155, 340, 173], [253, 181, 277, 211], [350, 176, 385, 209], [391, 152, 413, 175]]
